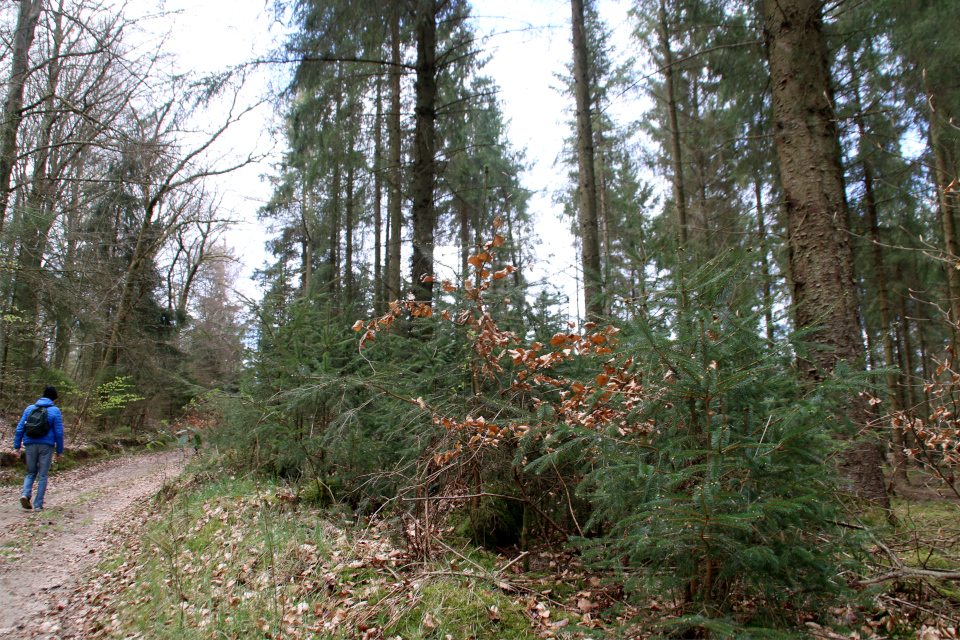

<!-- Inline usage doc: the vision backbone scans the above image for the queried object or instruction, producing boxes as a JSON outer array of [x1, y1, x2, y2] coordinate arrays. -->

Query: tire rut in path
[[0, 450, 188, 638]]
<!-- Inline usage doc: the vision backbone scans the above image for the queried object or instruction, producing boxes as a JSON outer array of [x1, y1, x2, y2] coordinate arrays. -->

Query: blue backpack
[[23, 406, 50, 439]]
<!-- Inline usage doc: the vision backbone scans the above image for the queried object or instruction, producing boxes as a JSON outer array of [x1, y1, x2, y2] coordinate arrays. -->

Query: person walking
[[13, 386, 64, 511]]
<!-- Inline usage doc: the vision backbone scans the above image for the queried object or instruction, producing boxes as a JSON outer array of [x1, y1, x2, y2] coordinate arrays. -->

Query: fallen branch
[[880, 595, 960, 625], [400, 491, 522, 503], [861, 567, 960, 585]]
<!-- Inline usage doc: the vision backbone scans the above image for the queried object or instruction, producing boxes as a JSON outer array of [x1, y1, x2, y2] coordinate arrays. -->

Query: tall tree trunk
[[9, 13, 62, 366], [459, 196, 470, 279], [850, 49, 905, 482], [330, 70, 343, 298], [864, 157, 907, 484], [345, 157, 355, 309], [595, 124, 612, 316], [912, 282, 933, 430], [571, 0, 602, 319], [691, 75, 707, 249], [658, 0, 687, 249], [896, 271, 918, 413], [754, 179, 774, 343], [102, 207, 158, 368], [387, 10, 403, 305], [174, 222, 213, 324], [373, 74, 384, 314], [330, 160, 342, 296], [0, 0, 43, 233], [752, 119, 774, 342], [301, 187, 313, 295], [930, 114, 960, 329], [761, 0, 889, 508], [53, 140, 85, 370], [503, 187, 523, 292], [409, 0, 438, 306]]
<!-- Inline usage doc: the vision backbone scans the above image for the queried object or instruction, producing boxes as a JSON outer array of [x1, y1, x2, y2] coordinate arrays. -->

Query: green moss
[[384, 579, 537, 640]]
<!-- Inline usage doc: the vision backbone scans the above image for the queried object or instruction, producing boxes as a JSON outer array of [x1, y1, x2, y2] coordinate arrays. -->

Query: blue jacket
[[14, 397, 64, 454]]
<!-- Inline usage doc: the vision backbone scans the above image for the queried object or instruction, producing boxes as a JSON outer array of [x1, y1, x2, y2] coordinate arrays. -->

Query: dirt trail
[[0, 450, 188, 639]]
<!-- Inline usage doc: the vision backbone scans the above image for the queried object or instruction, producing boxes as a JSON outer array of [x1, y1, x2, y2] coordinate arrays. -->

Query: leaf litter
[[0, 453, 952, 639], [61, 469, 666, 640]]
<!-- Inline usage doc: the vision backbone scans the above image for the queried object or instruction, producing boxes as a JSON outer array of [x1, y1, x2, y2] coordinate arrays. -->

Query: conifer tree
[[570, 0, 603, 319], [760, 0, 888, 506]]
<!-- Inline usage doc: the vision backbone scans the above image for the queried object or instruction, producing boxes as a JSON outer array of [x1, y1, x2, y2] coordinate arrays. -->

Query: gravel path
[[0, 450, 188, 639]]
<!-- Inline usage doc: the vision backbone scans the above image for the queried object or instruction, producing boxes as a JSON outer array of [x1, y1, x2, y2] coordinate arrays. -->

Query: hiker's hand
[[55, 453, 62, 462]]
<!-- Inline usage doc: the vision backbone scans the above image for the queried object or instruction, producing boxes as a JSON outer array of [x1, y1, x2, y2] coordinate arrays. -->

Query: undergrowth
[[66, 459, 960, 640], [74, 468, 584, 640]]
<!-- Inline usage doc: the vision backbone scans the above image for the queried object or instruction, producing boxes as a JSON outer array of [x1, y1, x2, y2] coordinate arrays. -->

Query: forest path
[[0, 449, 188, 638]]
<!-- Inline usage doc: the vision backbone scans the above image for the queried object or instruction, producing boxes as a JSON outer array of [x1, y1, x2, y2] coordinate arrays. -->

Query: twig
[[881, 595, 960, 624], [433, 537, 488, 575], [828, 519, 866, 530], [498, 551, 529, 575]]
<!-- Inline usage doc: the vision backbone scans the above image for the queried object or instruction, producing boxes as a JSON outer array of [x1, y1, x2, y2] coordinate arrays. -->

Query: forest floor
[[0, 450, 955, 639], [0, 449, 189, 639]]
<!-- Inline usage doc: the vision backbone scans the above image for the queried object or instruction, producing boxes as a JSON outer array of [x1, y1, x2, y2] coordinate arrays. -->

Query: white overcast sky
[[128, 0, 642, 317]]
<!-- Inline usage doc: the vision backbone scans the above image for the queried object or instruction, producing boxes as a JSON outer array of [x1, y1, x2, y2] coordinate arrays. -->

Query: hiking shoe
[[19, 496, 32, 510]]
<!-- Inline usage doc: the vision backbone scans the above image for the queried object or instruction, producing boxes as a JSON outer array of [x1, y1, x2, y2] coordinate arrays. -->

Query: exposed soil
[[0, 449, 188, 639]]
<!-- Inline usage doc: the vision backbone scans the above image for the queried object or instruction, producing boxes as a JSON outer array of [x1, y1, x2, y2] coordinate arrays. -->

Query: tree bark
[[754, 178, 774, 342], [761, 0, 889, 508], [896, 269, 917, 412], [345, 150, 355, 309], [864, 156, 907, 484], [658, 0, 687, 250], [459, 195, 470, 279], [301, 187, 313, 295], [329, 69, 343, 298], [571, 0, 602, 319], [410, 0, 438, 306], [595, 124, 612, 316], [10, 10, 62, 365], [0, 0, 44, 233], [930, 114, 960, 328], [373, 74, 384, 315], [386, 10, 403, 305], [752, 118, 774, 342]]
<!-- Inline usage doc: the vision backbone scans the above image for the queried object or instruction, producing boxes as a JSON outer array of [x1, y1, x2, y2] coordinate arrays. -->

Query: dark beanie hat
[[43, 386, 57, 400]]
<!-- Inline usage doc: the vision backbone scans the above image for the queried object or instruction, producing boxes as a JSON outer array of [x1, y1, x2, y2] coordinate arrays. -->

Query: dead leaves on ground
[[69, 478, 626, 639]]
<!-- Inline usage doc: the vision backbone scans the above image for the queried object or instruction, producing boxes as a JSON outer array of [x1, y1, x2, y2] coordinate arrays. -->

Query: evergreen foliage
[[221, 218, 871, 632], [8, 0, 960, 634], [569, 256, 864, 628]]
